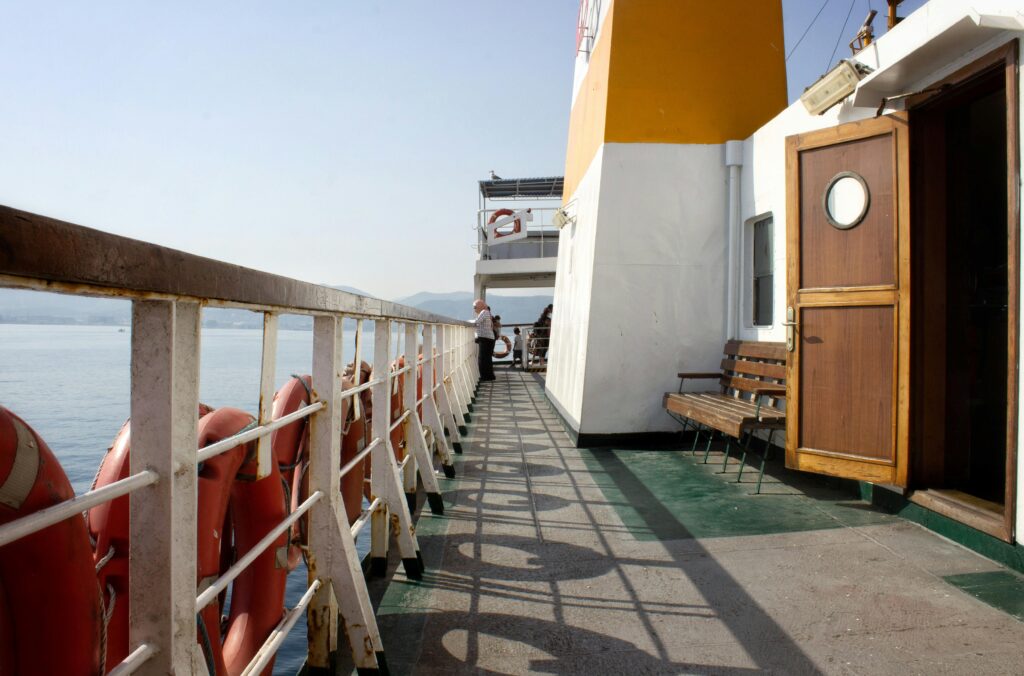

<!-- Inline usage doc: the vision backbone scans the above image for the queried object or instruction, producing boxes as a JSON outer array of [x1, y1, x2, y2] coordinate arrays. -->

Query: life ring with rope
[[0, 406, 103, 676], [88, 403, 214, 673], [487, 208, 530, 239], [90, 406, 291, 676], [493, 335, 512, 358]]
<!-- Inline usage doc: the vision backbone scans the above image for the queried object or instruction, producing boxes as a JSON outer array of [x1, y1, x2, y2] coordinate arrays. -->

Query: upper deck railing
[[476, 207, 561, 261], [0, 204, 480, 675]]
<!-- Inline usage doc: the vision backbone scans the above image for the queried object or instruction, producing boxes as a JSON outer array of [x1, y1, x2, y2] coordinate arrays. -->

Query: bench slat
[[665, 393, 785, 435], [691, 394, 786, 423], [719, 376, 787, 397], [666, 341, 787, 440], [720, 358, 786, 380], [724, 340, 786, 361], [664, 394, 746, 437]]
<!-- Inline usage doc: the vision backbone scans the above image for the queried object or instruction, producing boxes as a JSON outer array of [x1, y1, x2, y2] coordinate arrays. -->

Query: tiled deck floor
[[371, 368, 1024, 675]]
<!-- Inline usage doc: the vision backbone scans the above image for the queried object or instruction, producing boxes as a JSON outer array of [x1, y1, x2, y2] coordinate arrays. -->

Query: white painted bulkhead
[[728, 0, 1024, 540], [548, 142, 729, 435], [547, 147, 604, 429], [553, 0, 1024, 540]]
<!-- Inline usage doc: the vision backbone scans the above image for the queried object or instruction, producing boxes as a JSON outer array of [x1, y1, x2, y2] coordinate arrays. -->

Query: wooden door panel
[[799, 135, 896, 289], [798, 305, 895, 461], [786, 114, 910, 486]]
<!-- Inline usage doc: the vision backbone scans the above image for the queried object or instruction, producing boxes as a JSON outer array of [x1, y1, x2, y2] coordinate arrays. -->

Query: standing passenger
[[472, 299, 496, 381], [512, 327, 524, 369]]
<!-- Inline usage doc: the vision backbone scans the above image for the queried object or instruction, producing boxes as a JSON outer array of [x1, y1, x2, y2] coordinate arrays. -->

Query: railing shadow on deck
[[360, 369, 830, 675]]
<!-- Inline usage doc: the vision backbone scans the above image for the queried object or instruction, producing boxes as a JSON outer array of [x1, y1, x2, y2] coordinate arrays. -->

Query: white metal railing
[[491, 321, 550, 371], [476, 207, 561, 260], [0, 204, 480, 675]]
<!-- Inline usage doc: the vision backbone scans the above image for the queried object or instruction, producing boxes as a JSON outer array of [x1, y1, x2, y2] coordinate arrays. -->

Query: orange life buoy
[[270, 376, 313, 571], [91, 406, 288, 676], [342, 361, 373, 521], [362, 357, 425, 505], [196, 407, 289, 676], [493, 335, 512, 358], [281, 369, 370, 530], [0, 406, 103, 676], [389, 358, 407, 463], [487, 208, 529, 239], [88, 405, 214, 673]]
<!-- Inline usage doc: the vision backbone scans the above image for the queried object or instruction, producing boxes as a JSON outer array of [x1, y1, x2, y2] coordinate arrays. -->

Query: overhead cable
[[786, 0, 833, 62], [827, 0, 859, 69]]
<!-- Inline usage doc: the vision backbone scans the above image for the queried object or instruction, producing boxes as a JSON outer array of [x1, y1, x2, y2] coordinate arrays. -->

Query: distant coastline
[[0, 288, 554, 329]]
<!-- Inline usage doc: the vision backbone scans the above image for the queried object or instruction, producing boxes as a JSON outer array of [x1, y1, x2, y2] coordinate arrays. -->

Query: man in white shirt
[[472, 299, 496, 381]]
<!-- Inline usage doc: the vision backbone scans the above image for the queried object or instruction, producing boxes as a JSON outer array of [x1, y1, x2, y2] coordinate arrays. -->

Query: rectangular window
[[752, 217, 773, 326]]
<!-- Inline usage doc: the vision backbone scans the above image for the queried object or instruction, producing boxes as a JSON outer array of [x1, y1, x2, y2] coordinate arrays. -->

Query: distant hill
[[396, 291, 553, 325], [0, 286, 551, 328], [0, 284, 374, 329], [0, 287, 131, 325]]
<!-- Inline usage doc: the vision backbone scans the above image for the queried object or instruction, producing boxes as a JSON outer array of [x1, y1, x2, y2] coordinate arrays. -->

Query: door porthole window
[[823, 171, 870, 230]]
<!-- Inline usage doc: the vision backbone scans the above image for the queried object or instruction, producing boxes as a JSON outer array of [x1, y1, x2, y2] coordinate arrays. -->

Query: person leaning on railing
[[472, 299, 496, 381], [533, 303, 552, 366]]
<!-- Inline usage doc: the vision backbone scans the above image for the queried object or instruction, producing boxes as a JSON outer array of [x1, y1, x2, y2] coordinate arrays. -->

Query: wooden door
[[785, 114, 910, 485]]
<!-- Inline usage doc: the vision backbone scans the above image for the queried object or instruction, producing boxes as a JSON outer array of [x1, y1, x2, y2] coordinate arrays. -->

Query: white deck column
[[129, 300, 204, 675]]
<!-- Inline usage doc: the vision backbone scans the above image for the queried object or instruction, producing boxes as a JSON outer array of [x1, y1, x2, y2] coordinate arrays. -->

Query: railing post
[[443, 327, 469, 431], [129, 300, 203, 675], [371, 319, 424, 580], [370, 320, 391, 574], [255, 312, 279, 479], [457, 328, 475, 407], [308, 314, 386, 672], [468, 326, 480, 386], [421, 324, 457, 468], [401, 323, 418, 511], [453, 325, 470, 416], [403, 322, 446, 514], [435, 325, 464, 451]]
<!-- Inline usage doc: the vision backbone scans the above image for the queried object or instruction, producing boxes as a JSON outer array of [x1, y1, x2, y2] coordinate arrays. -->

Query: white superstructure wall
[[730, 1, 1024, 539]]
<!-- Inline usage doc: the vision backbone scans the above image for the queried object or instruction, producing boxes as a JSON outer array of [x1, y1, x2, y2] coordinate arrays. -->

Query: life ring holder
[[487, 208, 528, 239], [493, 335, 512, 358]]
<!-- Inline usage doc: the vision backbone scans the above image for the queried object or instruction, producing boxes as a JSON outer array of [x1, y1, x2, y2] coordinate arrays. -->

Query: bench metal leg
[[717, 436, 732, 473], [702, 429, 716, 463], [677, 416, 692, 444], [735, 432, 753, 483], [754, 430, 775, 495], [691, 423, 704, 455]]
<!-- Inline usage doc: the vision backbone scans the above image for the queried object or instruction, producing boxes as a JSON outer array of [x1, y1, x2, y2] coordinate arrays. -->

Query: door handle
[[783, 306, 797, 352]]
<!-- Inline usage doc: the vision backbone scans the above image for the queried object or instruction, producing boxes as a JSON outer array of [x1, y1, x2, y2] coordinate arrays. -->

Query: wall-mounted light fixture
[[553, 204, 576, 229], [800, 60, 872, 115]]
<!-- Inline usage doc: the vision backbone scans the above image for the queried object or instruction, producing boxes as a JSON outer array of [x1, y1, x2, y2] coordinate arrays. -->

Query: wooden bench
[[663, 341, 787, 494]]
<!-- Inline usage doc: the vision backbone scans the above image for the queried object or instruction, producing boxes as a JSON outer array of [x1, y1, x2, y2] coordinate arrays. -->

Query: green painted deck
[[368, 368, 1024, 675]]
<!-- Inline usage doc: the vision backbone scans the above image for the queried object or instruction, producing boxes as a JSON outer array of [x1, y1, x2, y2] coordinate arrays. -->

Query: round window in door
[[823, 171, 870, 230]]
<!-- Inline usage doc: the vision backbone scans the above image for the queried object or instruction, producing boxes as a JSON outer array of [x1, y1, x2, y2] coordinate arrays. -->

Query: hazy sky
[[0, 0, 926, 300]]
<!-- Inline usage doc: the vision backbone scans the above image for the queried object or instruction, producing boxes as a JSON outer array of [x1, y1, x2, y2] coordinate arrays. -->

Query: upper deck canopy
[[478, 176, 564, 201]]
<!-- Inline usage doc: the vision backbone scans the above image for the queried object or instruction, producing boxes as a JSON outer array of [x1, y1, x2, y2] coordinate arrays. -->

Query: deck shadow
[[581, 450, 823, 673], [377, 611, 772, 676]]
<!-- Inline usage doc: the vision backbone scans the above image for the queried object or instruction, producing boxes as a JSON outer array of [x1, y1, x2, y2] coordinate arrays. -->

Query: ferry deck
[[363, 365, 1024, 675], [1, 191, 1023, 676], [6, 1, 1024, 674]]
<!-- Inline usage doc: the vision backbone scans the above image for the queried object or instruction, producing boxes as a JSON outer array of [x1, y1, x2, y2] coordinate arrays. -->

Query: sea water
[[0, 322, 390, 674]]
